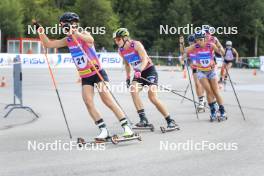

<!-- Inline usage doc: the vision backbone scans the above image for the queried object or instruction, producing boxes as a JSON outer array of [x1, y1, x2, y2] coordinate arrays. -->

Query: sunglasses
[[114, 38, 122, 42], [196, 38, 204, 41]]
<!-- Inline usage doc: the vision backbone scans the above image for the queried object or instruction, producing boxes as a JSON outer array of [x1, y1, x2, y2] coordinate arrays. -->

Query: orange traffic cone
[[253, 69, 257, 76], [183, 68, 187, 79], [76, 77, 81, 83], [176, 64, 179, 71], [218, 83, 223, 91], [0, 76, 6, 87]]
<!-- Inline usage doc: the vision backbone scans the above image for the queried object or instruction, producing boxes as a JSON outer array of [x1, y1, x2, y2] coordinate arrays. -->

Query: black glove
[[184, 59, 187, 65], [62, 22, 71, 32], [32, 19, 41, 30], [126, 78, 131, 88]]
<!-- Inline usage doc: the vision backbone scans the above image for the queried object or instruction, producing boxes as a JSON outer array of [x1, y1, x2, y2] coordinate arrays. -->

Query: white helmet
[[226, 41, 232, 46]]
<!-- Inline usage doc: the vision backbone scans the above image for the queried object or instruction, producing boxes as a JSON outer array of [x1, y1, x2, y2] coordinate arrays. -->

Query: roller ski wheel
[[218, 82, 224, 90], [210, 115, 218, 122], [77, 137, 86, 147], [210, 118, 216, 122], [197, 107, 205, 113], [160, 125, 180, 133], [217, 115, 228, 122], [219, 84, 223, 90], [111, 133, 142, 145], [132, 123, 155, 132]]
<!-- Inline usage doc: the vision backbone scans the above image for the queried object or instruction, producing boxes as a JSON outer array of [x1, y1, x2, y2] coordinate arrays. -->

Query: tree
[[112, 0, 154, 50], [152, 0, 192, 54], [0, 0, 24, 51], [21, 0, 63, 38], [75, 0, 119, 50]]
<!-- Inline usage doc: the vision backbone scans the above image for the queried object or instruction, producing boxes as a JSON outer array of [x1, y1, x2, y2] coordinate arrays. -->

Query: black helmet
[[202, 25, 210, 33], [59, 12, 79, 23], [188, 34, 195, 43], [195, 30, 206, 39]]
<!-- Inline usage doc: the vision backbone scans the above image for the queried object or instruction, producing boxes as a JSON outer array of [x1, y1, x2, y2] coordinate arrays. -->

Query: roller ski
[[77, 128, 112, 147], [132, 118, 155, 132], [77, 136, 112, 147], [111, 123, 141, 144], [217, 113, 228, 122], [160, 119, 180, 133], [111, 133, 142, 145], [197, 106, 205, 113]]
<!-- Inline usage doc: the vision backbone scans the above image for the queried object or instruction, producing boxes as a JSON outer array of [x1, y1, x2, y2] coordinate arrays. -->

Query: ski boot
[[214, 102, 219, 112], [218, 105, 228, 122], [133, 117, 155, 132], [122, 124, 135, 138], [167, 119, 178, 129], [210, 112, 217, 122], [197, 99, 206, 113], [135, 117, 149, 127], [160, 119, 180, 133], [94, 128, 111, 142], [210, 106, 218, 122]]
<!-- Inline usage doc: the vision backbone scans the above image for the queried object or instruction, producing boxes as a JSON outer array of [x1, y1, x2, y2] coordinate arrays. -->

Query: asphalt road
[[0, 67, 263, 176]]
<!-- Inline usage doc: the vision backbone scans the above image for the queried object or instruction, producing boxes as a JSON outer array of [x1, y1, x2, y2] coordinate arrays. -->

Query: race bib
[[200, 58, 210, 67], [124, 52, 141, 70], [73, 55, 88, 69], [131, 60, 142, 70], [197, 52, 211, 67]]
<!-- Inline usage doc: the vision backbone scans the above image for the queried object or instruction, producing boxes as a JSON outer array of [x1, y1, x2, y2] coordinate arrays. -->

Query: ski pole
[[180, 83, 189, 103], [185, 61, 199, 119], [225, 67, 246, 120], [180, 73, 194, 104], [38, 37, 73, 139], [181, 42, 199, 119], [139, 77, 208, 109]]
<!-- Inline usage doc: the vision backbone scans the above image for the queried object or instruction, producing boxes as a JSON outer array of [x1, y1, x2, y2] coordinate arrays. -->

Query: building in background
[[7, 38, 57, 54]]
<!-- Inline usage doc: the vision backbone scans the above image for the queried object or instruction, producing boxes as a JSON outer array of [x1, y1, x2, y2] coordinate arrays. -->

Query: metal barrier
[[4, 55, 38, 118]]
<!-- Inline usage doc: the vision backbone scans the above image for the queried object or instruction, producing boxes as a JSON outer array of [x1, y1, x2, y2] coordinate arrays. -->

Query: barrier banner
[[0, 52, 123, 69], [260, 56, 264, 72]]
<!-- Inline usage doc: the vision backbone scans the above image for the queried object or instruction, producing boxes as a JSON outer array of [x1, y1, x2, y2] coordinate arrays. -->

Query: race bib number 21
[[74, 55, 88, 69]]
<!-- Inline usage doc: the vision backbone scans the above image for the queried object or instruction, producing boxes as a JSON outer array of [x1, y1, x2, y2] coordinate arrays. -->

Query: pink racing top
[[119, 40, 153, 71], [66, 36, 101, 78], [193, 42, 215, 71]]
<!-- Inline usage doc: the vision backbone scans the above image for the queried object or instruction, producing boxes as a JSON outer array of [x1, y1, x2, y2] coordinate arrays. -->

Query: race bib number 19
[[200, 58, 210, 67]]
